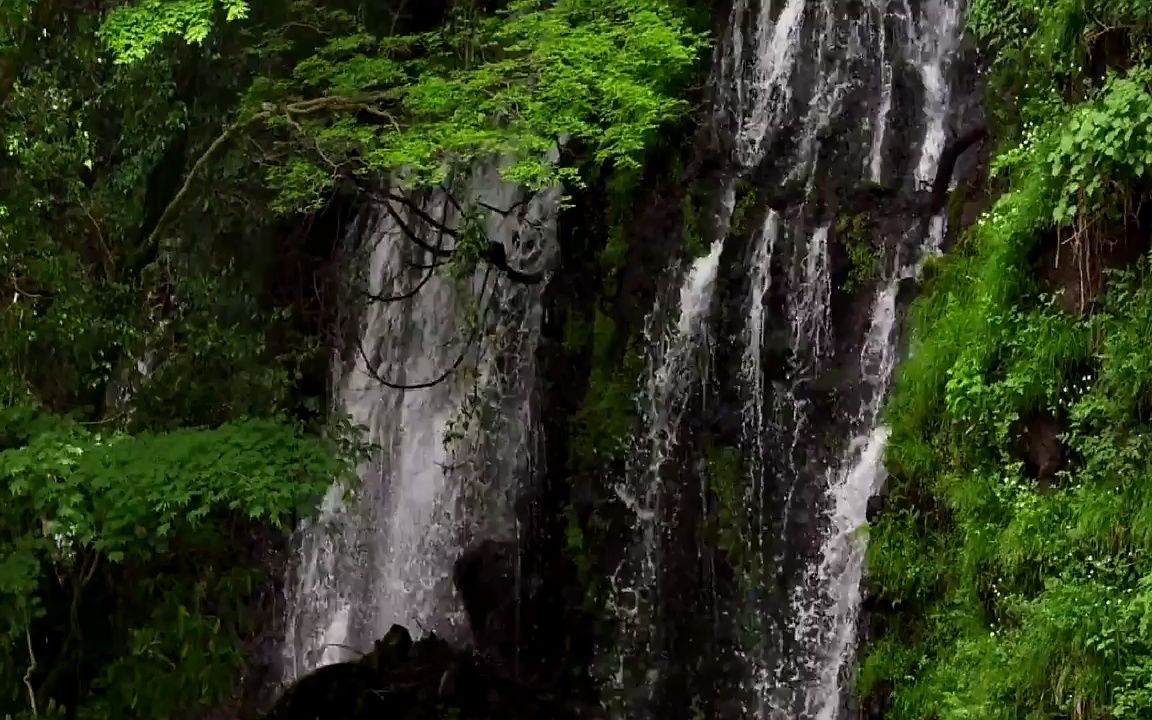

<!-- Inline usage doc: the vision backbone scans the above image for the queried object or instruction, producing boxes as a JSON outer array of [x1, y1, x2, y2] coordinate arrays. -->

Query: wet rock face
[[268, 554, 605, 720], [452, 535, 594, 693], [452, 539, 519, 668]]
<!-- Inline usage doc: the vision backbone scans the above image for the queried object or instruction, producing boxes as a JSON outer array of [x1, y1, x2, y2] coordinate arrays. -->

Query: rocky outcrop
[[264, 623, 602, 720], [452, 539, 519, 668], [267, 536, 606, 720]]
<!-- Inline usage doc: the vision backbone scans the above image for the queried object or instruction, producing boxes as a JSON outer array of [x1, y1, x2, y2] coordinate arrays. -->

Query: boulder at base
[[264, 624, 603, 720]]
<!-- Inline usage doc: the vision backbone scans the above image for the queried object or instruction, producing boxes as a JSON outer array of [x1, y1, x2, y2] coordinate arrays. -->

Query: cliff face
[[279, 1, 989, 718], [426, 1, 988, 718]]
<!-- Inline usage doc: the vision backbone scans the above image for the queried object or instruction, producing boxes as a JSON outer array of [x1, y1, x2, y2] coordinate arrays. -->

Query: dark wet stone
[[265, 629, 603, 720]]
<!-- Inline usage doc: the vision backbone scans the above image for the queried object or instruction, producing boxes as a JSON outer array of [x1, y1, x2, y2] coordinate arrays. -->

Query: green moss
[[683, 193, 708, 258], [565, 305, 643, 472], [590, 308, 617, 363], [703, 442, 761, 578], [836, 213, 877, 293], [569, 347, 642, 470], [563, 308, 593, 357], [729, 186, 760, 240], [946, 179, 971, 232], [706, 445, 743, 552], [564, 504, 607, 612], [599, 225, 630, 274]]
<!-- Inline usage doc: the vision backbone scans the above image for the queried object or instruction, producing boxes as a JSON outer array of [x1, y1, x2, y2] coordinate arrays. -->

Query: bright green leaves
[[869, 6, 1152, 718], [968, 0, 1152, 136], [0, 414, 340, 565], [0, 409, 349, 714], [291, 32, 407, 93], [876, 215, 1152, 720], [942, 303, 1088, 447], [982, 68, 1152, 230], [255, 0, 702, 203], [1048, 70, 1152, 224], [487, 0, 700, 169], [0, 0, 703, 712], [98, 0, 702, 223], [101, 0, 250, 64]]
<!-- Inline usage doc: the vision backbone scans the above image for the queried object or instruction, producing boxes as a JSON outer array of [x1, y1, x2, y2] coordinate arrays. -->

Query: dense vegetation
[[863, 2, 1152, 718], [0, 0, 701, 716]]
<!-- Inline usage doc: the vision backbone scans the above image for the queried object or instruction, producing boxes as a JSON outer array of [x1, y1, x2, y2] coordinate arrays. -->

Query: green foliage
[[0, 409, 353, 717], [703, 444, 754, 571], [1, 0, 704, 713], [101, 0, 251, 64], [967, 0, 1152, 133], [104, 0, 704, 207], [836, 214, 877, 293], [563, 504, 609, 613], [569, 312, 644, 469], [448, 212, 491, 281], [598, 164, 643, 290], [682, 193, 708, 258], [728, 186, 759, 241], [1047, 70, 1152, 224], [864, 6, 1152, 717]]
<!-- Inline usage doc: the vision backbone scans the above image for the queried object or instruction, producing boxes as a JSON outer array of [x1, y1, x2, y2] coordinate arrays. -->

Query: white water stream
[[723, 0, 968, 717], [282, 170, 556, 680], [610, 239, 726, 704]]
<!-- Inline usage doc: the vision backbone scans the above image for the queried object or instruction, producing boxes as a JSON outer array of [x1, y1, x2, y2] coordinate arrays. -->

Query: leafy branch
[[142, 93, 394, 254]]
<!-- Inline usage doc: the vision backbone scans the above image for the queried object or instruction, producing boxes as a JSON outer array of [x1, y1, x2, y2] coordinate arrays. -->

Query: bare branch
[[407, 257, 452, 271], [364, 208, 452, 303], [483, 241, 545, 285], [140, 110, 271, 256], [378, 200, 457, 258], [24, 627, 37, 717], [475, 197, 530, 218], [139, 92, 397, 257], [375, 188, 463, 240], [283, 92, 392, 116], [438, 185, 467, 214], [437, 181, 532, 219], [356, 267, 493, 390], [365, 266, 438, 303]]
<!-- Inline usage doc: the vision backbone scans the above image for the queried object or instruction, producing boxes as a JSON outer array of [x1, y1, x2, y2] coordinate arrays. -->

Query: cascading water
[[738, 1, 968, 717], [281, 169, 556, 680], [790, 5, 967, 718], [615, 0, 973, 718], [271, 0, 978, 715], [609, 239, 726, 710]]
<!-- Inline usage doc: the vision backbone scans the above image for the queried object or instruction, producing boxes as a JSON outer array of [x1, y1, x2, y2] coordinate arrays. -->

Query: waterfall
[[274, 0, 974, 714], [281, 168, 556, 680], [788, 224, 832, 367], [614, 0, 971, 717], [737, 1, 967, 718], [790, 5, 966, 713], [609, 239, 725, 709]]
